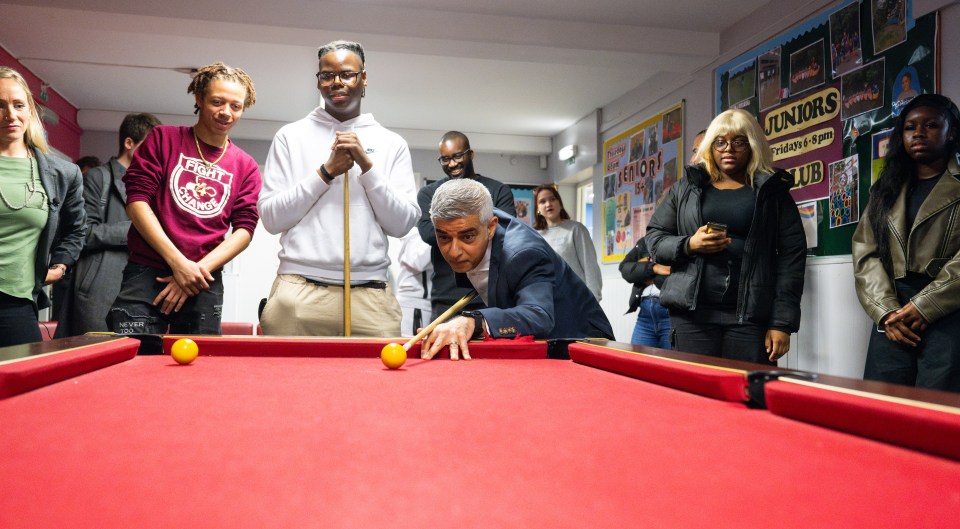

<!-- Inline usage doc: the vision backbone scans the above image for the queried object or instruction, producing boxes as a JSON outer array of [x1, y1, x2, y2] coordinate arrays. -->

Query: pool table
[[1, 335, 958, 528]]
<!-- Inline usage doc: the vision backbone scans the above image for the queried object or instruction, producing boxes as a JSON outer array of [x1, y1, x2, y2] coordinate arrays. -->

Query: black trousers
[[864, 281, 960, 392], [107, 263, 224, 335], [0, 291, 42, 347], [670, 306, 773, 365]]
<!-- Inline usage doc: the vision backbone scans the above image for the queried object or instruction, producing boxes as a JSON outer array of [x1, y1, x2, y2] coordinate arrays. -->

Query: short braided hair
[[187, 62, 257, 114]]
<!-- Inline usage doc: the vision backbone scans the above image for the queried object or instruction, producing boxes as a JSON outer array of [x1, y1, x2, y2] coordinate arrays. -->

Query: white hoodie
[[259, 107, 420, 282]]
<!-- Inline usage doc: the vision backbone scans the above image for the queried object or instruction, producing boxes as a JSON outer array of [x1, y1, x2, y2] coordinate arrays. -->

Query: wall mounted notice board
[[600, 102, 685, 263], [715, 0, 938, 256]]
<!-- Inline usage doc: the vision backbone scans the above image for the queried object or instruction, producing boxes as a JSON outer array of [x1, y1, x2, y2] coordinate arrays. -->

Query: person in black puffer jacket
[[619, 238, 671, 348], [645, 109, 806, 365]]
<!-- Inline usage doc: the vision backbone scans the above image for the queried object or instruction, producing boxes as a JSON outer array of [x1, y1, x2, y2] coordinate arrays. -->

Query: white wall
[[410, 149, 550, 188], [785, 257, 873, 377]]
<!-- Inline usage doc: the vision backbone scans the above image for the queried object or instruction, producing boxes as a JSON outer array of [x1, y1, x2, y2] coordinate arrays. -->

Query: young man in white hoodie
[[258, 40, 420, 336]]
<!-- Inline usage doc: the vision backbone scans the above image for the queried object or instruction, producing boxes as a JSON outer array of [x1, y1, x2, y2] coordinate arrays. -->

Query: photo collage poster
[[601, 102, 683, 263], [715, 0, 937, 256]]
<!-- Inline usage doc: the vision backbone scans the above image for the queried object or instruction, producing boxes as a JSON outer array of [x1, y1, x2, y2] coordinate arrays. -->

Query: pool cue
[[402, 291, 478, 351], [343, 169, 351, 336]]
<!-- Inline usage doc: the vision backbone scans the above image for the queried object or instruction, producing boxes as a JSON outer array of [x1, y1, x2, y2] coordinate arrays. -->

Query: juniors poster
[[601, 102, 683, 263], [714, 0, 937, 257]]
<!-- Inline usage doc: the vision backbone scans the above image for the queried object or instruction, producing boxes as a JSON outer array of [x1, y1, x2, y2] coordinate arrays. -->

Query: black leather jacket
[[644, 165, 806, 332], [619, 238, 666, 314]]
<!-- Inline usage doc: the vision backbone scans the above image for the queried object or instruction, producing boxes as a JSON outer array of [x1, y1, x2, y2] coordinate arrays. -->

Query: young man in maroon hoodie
[[107, 63, 260, 335]]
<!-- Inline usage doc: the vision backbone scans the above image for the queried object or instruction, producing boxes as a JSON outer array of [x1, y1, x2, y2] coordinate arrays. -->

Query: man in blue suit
[[421, 178, 613, 360]]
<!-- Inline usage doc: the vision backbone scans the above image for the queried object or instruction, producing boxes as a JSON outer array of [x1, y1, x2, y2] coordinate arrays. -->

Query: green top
[[0, 156, 48, 300]]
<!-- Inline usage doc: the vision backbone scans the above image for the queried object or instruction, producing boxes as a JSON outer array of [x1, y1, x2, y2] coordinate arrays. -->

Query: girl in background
[[534, 185, 602, 300], [853, 94, 960, 391]]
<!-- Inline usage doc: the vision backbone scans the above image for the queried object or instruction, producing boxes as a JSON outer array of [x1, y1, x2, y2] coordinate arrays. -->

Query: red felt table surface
[[2, 354, 959, 528]]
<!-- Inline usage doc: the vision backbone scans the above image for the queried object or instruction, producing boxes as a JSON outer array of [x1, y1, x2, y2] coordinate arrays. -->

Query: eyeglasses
[[437, 150, 472, 165], [315, 71, 363, 86], [712, 138, 750, 152]]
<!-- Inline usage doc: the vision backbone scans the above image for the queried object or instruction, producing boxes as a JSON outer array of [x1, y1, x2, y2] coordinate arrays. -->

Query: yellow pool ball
[[170, 338, 199, 365], [380, 343, 407, 369]]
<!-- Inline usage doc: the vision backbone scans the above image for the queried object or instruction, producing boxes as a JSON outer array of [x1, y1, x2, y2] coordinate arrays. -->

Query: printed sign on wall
[[601, 102, 684, 263]]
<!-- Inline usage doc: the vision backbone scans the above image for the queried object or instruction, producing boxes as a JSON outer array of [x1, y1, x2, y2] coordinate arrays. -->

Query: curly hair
[[187, 62, 257, 114], [866, 93, 960, 273]]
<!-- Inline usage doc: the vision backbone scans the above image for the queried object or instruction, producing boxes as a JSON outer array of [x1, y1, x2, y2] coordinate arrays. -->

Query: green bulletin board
[[715, 0, 937, 256]]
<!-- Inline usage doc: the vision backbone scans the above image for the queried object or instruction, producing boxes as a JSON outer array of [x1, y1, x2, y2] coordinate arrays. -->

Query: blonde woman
[[0, 67, 86, 346], [645, 109, 806, 364]]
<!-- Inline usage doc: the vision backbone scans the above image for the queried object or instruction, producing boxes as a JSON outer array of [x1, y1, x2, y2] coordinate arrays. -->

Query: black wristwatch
[[461, 310, 486, 340], [319, 164, 333, 183]]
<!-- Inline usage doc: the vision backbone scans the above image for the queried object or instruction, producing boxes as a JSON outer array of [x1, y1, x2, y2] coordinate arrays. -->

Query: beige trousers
[[259, 274, 401, 337]]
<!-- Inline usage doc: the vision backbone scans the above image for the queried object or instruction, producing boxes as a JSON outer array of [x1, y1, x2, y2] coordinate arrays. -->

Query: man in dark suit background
[[416, 131, 516, 318], [420, 178, 613, 360]]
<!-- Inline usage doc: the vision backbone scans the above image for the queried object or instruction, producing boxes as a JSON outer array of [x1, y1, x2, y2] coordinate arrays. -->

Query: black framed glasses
[[712, 138, 750, 152], [316, 71, 363, 86], [438, 150, 472, 165]]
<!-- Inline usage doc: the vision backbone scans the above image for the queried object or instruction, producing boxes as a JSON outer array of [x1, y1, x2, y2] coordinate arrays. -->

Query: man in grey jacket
[[56, 113, 160, 336]]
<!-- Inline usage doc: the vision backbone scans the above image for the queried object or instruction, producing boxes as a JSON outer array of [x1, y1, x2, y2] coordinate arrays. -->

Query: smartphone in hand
[[706, 222, 728, 234]]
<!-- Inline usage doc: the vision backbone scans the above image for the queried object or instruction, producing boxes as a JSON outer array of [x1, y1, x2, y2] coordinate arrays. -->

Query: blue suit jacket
[[457, 211, 613, 340]]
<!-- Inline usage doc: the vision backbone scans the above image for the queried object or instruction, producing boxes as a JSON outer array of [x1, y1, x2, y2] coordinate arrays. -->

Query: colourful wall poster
[[789, 39, 826, 97], [872, 0, 907, 54], [871, 128, 894, 184], [829, 155, 860, 228], [601, 101, 684, 263], [891, 65, 920, 115], [798, 201, 818, 248], [510, 186, 536, 227], [603, 197, 617, 256], [727, 58, 758, 109], [759, 48, 783, 111], [841, 59, 885, 121], [829, 2, 863, 77]]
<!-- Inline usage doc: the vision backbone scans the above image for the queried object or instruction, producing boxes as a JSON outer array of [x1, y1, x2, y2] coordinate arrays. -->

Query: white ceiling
[[0, 0, 769, 153]]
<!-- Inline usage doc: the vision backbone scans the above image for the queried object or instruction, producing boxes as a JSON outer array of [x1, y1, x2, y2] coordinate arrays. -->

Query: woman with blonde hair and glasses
[[0, 67, 86, 346], [645, 109, 806, 364]]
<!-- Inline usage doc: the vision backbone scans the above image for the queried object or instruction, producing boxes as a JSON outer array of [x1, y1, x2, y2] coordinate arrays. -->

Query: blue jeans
[[630, 297, 671, 349]]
